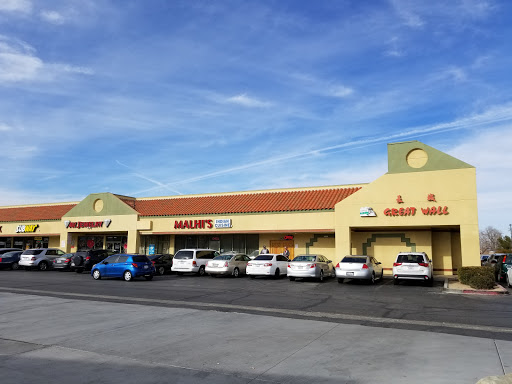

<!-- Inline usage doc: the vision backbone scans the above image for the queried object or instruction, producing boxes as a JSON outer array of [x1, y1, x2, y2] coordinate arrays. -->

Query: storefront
[[0, 141, 481, 274]]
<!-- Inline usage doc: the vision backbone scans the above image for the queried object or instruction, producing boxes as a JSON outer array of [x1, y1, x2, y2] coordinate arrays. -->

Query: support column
[[127, 230, 140, 254]]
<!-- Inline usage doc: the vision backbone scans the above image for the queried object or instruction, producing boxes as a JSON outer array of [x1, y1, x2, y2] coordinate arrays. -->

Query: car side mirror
[[103, 261, 109, 265], [377, 262, 382, 265]]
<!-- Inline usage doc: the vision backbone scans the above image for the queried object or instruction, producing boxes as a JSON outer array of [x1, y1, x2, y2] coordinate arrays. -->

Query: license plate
[[144, 265, 148, 269], [212, 263, 218, 267], [297, 266, 303, 270], [347, 272, 354, 276]]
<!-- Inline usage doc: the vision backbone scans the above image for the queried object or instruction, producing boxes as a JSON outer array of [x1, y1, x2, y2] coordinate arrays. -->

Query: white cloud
[[0, 52, 43, 82], [390, 0, 425, 28], [0, 123, 12, 132], [0, 0, 32, 14], [329, 85, 354, 98], [225, 94, 272, 108], [40, 10, 65, 25]]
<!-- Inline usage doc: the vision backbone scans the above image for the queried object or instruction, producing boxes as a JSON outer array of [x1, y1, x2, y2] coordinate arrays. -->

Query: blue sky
[[0, 0, 511, 234]]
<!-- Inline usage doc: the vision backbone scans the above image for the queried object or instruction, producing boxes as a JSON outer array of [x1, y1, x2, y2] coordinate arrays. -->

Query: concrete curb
[[443, 278, 509, 295]]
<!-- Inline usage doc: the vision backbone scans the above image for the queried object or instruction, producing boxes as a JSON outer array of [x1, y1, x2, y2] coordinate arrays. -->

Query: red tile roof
[[134, 187, 361, 216], [0, 204, 76, 222]]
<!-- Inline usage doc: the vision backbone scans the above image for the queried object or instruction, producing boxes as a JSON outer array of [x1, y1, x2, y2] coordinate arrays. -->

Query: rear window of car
[[341, 257, 367, 263], [213, 255, 234, 260], [131, 256, 149, 263], [397, 254, 425, 263], [293, 256, 316, 262], [23, 250, 43, 255], [254, 255, 273, 261], [197, 251, 217, 259], [174, 250, 194, 259]]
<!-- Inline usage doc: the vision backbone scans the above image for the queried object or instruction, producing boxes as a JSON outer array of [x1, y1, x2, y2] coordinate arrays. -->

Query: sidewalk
[[0, 292, 511, 383], [443, 276, 510, 295]]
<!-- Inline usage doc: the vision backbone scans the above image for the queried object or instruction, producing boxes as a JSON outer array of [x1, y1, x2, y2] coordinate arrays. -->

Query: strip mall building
[[0, 141, 480, 275]]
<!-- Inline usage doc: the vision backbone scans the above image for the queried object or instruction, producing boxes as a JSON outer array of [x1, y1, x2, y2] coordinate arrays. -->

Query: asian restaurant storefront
[[0, 141, 481, 275]]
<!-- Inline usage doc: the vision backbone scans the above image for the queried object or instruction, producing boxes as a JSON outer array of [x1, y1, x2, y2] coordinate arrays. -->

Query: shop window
[[220, 235, 233, 253]]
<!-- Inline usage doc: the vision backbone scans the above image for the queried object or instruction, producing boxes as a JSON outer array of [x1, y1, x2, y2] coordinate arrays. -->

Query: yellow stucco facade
[[0, 141, 480, 275]]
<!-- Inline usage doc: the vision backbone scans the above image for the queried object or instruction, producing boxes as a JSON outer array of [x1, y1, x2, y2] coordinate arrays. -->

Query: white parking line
[[1, 286, 511, 335]]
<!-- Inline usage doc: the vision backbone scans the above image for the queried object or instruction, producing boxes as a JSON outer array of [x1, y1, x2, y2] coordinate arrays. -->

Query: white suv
[[392, 252, 433, 286], [171, 249, 219, 276], [19, 248, 66, 271]]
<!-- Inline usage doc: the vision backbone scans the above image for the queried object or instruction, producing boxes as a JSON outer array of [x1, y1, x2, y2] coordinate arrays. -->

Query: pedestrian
[[283, 246, 290, 259], [261, 245, 269, 254]]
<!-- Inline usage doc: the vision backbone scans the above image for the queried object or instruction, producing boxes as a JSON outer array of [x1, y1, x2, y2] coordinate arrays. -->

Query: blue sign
[[148, 244, 155, 255]]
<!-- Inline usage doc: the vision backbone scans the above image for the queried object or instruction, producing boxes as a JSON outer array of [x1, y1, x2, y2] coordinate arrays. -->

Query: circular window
[[93, 199, 104, 213], [406, 149, 428, 169]]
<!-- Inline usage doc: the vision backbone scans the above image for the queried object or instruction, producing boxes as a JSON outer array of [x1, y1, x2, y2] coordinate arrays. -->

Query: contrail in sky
[[127, 103, 512, 196]]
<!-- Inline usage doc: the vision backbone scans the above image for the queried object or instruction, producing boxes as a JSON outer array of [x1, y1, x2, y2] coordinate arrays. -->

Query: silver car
[[336, 255, 384, 284], [205, 252, 251, 277], [19, 248, 66, 271], [288, 254, 335, 282]]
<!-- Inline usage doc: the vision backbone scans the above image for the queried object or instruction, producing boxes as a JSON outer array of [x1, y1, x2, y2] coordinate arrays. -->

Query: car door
[[103, 255, 119, 277], [45, 249, 58, 264], [276, 255, 287, 275], [112, 255, 129, 277]]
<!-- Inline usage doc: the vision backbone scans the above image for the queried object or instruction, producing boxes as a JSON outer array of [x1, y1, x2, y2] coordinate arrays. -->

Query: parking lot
[[1, 268, 511, 341]]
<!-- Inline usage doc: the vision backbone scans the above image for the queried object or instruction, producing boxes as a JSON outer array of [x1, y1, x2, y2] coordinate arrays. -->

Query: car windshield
[[341, 257, 367, 263], [254, 255, 273, 261], [293, 256, 316, 262], [174, 250, 194, 259], [397, 254, 425, 263], [131, 256, 150, 263], [213, 255, 234, 261], [23, 250, 43, 255]]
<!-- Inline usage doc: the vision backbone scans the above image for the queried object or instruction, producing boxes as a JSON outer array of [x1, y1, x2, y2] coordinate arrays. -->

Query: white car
[[246, 254, 288, 278], [288, 254, 335, 282], [507, 268, 512, 288], [392, 252, 433, 286], [171, 249, 219, 276]]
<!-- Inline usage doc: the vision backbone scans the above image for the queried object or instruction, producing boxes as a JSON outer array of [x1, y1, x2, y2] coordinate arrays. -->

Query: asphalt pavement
[[0, 291, 511, 383]]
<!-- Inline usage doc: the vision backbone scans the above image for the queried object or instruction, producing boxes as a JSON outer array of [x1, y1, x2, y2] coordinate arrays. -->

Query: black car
[[0, 250, 23, 270], [71, 249, 111, 273], [148, 254, 174, 275]]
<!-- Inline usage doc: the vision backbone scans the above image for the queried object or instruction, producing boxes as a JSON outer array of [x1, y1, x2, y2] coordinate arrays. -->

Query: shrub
[[458, 266, 495, 290]]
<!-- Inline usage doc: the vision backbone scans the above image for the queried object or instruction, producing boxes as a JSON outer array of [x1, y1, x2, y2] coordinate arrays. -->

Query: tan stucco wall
[[335, 167, 480, 272]]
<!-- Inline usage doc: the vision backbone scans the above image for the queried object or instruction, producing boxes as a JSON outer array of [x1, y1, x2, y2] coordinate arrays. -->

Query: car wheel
[[380, 270, 384, 280], [75, 269, 83, 274], [274, 269, 280, 279], [393, 278, 399, 285], [11, 262, 19, 270], [319, 270, 324, 282], [158, 266, 165, 275], [144, 275, 153, 281], [123, 271, 133, 281], [369, 272, 375, 284], [210, 274, 217, 277], [92, 269, 101, 280], [337, 278, 344, 284], [198, 266, 206, 276], [427, 277, 434, 287], [332, 268, 336, 277], [38, 262, 48, 271], [233, 268, 240, 278]]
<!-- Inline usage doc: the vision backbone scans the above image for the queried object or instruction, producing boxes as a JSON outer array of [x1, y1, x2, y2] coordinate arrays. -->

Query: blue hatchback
[[91, 254, 155, 281]]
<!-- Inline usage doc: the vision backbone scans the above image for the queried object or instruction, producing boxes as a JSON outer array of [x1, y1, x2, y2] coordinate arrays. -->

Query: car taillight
[[247, 262, 252, 266], [362, 264, 369, 269], [310, 263, 316, 268], [192, 260, 197, 266], [504, 256, 507, 263], [288, 263, 291, 268], [52, 259, 56, 263], [393, 263, 402, 267], [264, 263, 272, 267], [66, 258, 71, 262], [152, 261, 156, 265], [31, 257, 37, 261], [132, 263, 139, 268], [418, 263, 429, 267], [0, 258, 2, 262], [224, 262, 228, 267], [86, 256, 91, 260], [335, 263, 340, 268]]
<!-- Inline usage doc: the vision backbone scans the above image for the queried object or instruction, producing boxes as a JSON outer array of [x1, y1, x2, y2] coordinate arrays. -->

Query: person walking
[[261, 245, 269, 254]]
